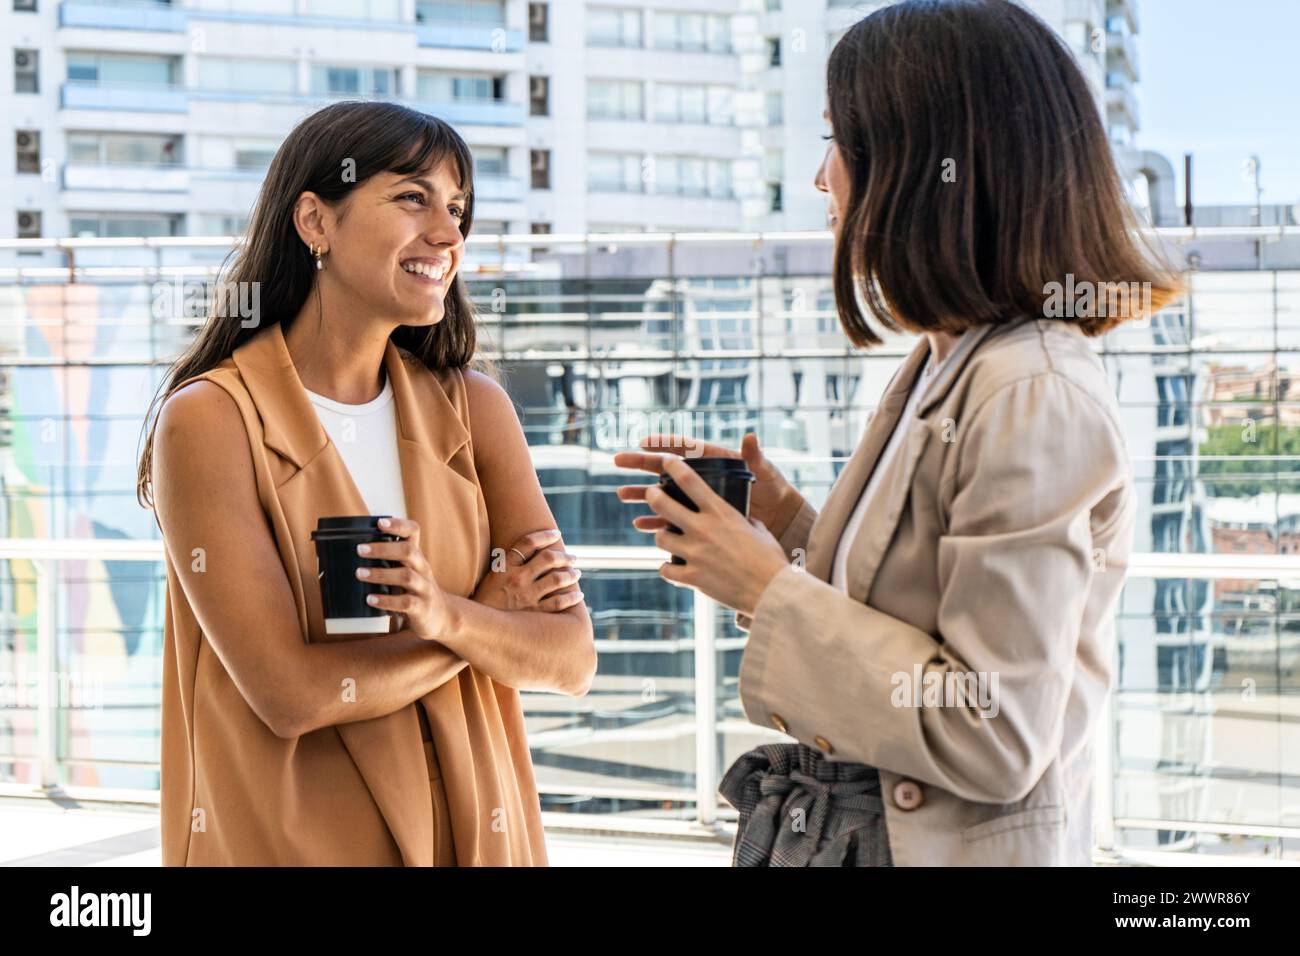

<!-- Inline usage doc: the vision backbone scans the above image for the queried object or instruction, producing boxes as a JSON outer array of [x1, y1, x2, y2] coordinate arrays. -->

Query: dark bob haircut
[[826, 0, 1184, 347]]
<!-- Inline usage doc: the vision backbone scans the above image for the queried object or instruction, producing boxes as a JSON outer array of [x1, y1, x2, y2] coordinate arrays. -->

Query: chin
[[408, 309, 446, 327]]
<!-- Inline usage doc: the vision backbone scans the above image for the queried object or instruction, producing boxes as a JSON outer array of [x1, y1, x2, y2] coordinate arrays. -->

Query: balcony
[[1107, 27, 1140, 80], [473, 174, 527, 202], [415, 20, 524, 52], [59, 0, 187, 33], [1106, 84, 1140, 132], [1109, 0, 1141, 34], [416, 97, 525, 127], [61, 162, 188, 193], [60, 81, 187, 113]]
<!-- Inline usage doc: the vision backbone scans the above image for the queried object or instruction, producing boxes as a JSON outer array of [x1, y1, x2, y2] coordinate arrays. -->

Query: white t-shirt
[[304, 373, 408, 520], [830, 339, 963, 593]]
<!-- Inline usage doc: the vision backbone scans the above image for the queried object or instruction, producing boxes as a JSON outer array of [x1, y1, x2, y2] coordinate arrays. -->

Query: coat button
[[770, 713, 788, 734], [814, 735, 834, 755], [893, 779, 924, 810]]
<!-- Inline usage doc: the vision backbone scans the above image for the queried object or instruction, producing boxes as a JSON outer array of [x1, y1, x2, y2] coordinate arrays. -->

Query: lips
[[401, 259, 450, 281]]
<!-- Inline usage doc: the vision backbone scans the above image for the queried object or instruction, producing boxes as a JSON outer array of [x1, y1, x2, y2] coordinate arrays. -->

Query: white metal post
[[693, 591, 718, 825]]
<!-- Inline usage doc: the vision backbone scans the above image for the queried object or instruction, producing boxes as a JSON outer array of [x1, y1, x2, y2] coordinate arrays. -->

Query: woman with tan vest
[[137, 101, 596, 866], [616, 0, 1184, 866]]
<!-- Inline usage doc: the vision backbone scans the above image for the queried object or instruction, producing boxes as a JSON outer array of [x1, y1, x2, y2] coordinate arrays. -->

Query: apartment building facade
[[3, 0, 1154, 244]]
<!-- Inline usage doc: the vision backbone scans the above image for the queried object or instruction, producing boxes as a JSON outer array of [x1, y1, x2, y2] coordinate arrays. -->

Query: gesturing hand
[[354, 516, 451, 641], [615, 432, 798, 535], [636, 455, 790, 618]]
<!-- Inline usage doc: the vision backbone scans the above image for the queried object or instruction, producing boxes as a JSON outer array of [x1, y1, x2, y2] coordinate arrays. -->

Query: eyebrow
[[393, 176, 468, 202]]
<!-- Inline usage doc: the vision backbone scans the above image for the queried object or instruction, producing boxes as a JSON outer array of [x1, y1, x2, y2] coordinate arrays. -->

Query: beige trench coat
[[735, 316, 1135, 866]]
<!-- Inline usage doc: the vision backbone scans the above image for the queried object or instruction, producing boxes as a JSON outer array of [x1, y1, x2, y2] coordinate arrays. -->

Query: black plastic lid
[[682, 456, 752, 473], [311, 515, 393, 539]]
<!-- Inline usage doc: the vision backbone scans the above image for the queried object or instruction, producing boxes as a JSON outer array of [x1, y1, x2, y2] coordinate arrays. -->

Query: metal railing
[[3, 537, 1299, 857]]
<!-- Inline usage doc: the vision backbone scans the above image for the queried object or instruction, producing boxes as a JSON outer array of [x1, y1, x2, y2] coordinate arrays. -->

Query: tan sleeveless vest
[[156, 321, 548, 865]]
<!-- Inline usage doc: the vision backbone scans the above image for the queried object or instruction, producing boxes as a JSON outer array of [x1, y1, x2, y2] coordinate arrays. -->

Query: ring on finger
[[510, 547, 529, 564]]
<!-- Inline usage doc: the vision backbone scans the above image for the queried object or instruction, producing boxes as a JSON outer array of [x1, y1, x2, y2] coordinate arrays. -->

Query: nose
[[814, 146, 831, 194], [426, 206, 464, 249]]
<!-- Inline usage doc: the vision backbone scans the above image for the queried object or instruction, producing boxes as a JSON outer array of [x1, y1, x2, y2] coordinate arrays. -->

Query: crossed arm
[[152, 370, 594, 741]]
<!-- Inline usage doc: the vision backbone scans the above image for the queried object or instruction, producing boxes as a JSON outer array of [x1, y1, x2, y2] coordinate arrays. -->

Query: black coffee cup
[[311, 516, 401, 635], [658, 457, 756, 565]]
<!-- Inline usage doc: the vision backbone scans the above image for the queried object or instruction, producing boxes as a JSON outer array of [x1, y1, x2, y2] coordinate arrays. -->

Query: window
[[196, 214, 250, 236], [588, 80, 642, 121], [530, 222, 552, 234], [654, 157, 731, 198], [233, 144, 277, 170], [67, 132, 182, 165], [67, 212, 183, 238], [17, 210, 41, 240], [473, 146, 508, 177], [766, 91, 783, 125], [310, 65, 398, 97], [588, 152, 641, 193], [15, 49, 38, 93], [530, 149, 551, 190], [764, 148, 783, 182], [587, 7, 641, 47], [14, 0, 38, 12], [767, 37, 781, 66], [199, 57, 296, 94], [654, 13, 730, 53], [195, 136, 280, 171], [529, 75, 549, 116], [415, 0, 503, 24], [418, 73, 505, 102], [655, 84, 733, 124], [768, 182, 783, 213], [16, 130, 40, 174], [308, 0, 400, 17], [528, 2, 548, 42], [66, 52, 178, 87]]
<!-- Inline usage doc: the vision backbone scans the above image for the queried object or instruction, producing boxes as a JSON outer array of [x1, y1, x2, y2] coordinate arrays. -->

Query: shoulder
[[461, 367, 520, 430], [155, 375, 254, 476], [153, 378, 260, 521], [957, 319, 1121, 439], [159, 376, 243, 438]]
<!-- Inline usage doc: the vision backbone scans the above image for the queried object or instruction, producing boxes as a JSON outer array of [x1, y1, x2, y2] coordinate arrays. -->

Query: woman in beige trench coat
[[616, 0, 1184, 866]]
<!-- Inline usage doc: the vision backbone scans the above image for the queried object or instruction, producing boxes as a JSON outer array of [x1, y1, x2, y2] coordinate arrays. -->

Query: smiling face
[[295, 159, 468, 328], [814, 108, 850, 236]]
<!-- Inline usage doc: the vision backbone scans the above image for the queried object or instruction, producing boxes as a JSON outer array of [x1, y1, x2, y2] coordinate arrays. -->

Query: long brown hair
[[827, 0, 1184, 347], [137, 100, 493, 510]]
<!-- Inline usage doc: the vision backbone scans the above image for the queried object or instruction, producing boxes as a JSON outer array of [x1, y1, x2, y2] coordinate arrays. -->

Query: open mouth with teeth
[[401, 259, 451, 284]]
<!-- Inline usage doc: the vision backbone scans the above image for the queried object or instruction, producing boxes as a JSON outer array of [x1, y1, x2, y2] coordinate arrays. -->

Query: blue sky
[[1138, 0, 1299, 208]]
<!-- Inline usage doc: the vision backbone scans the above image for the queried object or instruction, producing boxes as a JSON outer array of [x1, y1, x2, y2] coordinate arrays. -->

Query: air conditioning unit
[[16, 130, 40, 172], [17, 211, 41, 238], [14, 50, 38, 92]]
